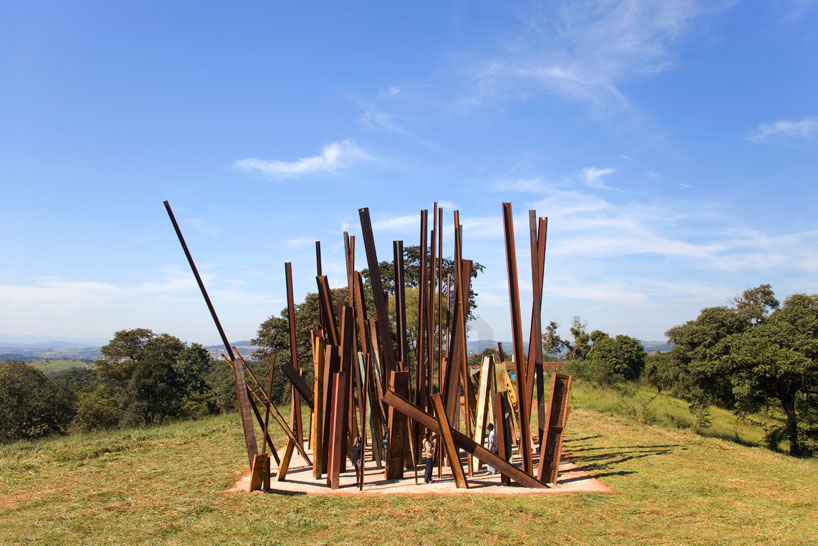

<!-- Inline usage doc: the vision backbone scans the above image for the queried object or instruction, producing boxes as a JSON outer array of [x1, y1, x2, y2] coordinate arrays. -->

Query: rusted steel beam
[[327, 368, 349, 490], [382, 389, 546, 488], [416, 209, 428, 413], [312, 335, 325, 478], [428, 204, 437, 403], [321, 344, 339, 475], [231, 350, 311, 465], [316, 275, 339, 346], [285, 262, 304, 445], [525, 216, 547, 422], [279, 361, 314, 409], [359, 208, 398, 375], [502, 202, 533, 474], [353, 272, 370, 360], [497, 342, 505, 363], [393, 240, 408, 367], [437, 206, 444, 392], [339, 306, 355, 471], [261, 356, 275, 459], [538, 373, 572, 485], [385, 371, 409, 480], [164, 201, 259, 468], [163, 201, 234, 360], [430, 393, 467, 488], [220, 357, 281, 464], [493, 392, 510, 486]]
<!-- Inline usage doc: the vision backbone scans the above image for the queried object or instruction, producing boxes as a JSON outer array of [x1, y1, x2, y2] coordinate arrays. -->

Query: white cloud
[[286, 237, 318, 248], [360, 111, 408, 134], [464, 1, 731, 108], [745, 116, 818, 143], [581, 167, 616, 189], [371, 215, 418, 232], [234, 140, 371, 179], [381, 86, 401, 97]]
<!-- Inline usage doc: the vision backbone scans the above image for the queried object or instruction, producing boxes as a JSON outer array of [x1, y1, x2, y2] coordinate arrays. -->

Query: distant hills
[[466, 339, 672, 355], [0, 336, 671, 364]]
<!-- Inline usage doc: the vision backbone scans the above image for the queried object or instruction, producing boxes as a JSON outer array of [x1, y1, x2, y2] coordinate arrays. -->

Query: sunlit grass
[[1, 402, 816, 544]]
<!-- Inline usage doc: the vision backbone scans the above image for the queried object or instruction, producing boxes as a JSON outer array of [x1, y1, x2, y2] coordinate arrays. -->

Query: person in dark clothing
[[352, 436, 362, 484]]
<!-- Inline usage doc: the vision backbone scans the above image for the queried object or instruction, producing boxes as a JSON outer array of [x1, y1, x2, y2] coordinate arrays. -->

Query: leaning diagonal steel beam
[[502, 202, 533, 474], [381, 389, 547, 488], [285, 262, 303, 445], [232, 350, 311, 465], [279, 362, 314, 409], [358, 207, 397, 375], [164, 200, 257, 467]]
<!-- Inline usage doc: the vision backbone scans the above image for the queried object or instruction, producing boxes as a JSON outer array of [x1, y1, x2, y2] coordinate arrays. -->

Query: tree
[[0, 361, 76, 442], [361, 245, 485, 320], [665, 306, 749, 409], [96, 329, 215, 426], [586, 334, 647, 385], [73, 386, 120, 431], [664, 285, 818, 456], [543, 320, 567, 357], [724, 293, 818, 456]]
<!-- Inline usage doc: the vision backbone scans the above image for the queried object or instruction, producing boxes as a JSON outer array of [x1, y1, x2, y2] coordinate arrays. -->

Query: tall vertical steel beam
[[359, 208, 397, 375], [501, 202, 533, 474]]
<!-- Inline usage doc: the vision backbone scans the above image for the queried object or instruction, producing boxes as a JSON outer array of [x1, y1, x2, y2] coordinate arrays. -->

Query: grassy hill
[[26, 359, 91, 375], [1, 399, 816, 545]]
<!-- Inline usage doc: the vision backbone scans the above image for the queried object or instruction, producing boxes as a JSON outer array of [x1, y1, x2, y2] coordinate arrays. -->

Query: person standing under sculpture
[[486, 423, 497, 474], [422, 431, 437, 484]]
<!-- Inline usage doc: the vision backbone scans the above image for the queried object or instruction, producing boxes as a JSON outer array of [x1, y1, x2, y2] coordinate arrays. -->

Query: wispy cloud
[[234, 140, 371, 179], [360, 111, 409, 134], [464, 1, 731, 108], [581, 167, 616, 189], [745, 116, 818, 143], [286, 237, 318, 248]]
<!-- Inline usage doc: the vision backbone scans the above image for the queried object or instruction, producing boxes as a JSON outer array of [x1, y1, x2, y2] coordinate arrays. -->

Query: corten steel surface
[[428, 204, 437, 405], [316, 275, 339, 346], [359, 207, 398, 375], [312, 336, 325, 478], [164, 200, 258, 467], [280, 362, 314, 409], [493, 392, 511, 486], [382, 390, 546, 488], [339, 306, 356, 472], [327, 369, 349, 490], [261, 357, 276, 458], [385, 371, 410, 480], [525, 215, 548, 442], [538, 373, 573, 485], [231, 351, 310, 464], [285, 262, 304, 445], [220, 357, 281, 464], [430, 393, 467, 488], [393, 241, 408, 367], [502, 202, 533, 475], [321, 345, 340, 475], [416, 209, 428, 414]]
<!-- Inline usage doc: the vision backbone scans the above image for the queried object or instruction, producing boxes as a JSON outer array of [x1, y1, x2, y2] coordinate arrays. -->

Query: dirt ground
[[228, 441, 611, 496]]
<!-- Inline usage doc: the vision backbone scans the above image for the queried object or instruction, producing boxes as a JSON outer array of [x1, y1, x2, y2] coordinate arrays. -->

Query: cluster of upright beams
[[165, 198, 573, 492]]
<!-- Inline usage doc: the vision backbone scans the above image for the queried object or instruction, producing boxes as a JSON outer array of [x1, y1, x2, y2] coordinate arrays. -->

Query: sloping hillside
[[1, 407, 815, 544]]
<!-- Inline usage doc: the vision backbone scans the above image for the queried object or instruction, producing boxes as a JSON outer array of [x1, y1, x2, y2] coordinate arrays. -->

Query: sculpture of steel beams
[[165, 199, 572, 492]]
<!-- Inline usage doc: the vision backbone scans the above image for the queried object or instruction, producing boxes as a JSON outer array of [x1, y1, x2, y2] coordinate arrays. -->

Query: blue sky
[[2, 1, 817, 346]]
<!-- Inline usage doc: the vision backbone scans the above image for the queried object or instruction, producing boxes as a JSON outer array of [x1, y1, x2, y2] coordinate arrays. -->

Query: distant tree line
[[0, 329, 256, 443]]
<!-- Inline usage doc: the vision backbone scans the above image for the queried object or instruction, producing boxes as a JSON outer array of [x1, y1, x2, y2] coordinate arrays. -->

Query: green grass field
[[2, 401, 816, 545], [26, 359, 90, 374]]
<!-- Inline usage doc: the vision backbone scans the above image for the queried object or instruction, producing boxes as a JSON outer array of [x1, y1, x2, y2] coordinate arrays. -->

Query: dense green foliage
[[0, 361, 76, 441], [0, 329, 236, 443], [546, 318, 646, 387], [660, 285, 818, 456]]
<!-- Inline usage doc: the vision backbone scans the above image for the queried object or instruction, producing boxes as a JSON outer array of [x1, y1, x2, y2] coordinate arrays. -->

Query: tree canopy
[[663, 285, 818, 456]]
